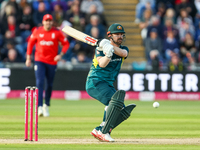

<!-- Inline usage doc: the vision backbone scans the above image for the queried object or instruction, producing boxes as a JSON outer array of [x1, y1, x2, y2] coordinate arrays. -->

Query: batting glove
[[103, 43, 114, 58], [97, 39, 110, 48]]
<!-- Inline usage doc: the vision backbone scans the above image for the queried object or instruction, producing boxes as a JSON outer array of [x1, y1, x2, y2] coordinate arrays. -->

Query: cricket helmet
[[107, 23, 125, 36]]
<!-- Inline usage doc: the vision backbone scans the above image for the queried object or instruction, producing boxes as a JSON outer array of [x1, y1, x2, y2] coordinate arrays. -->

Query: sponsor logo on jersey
[[39, 34, 44, 37], [40, 40, 54, 46], [52, 33, 55, 39], [110, 58, 121, 62]]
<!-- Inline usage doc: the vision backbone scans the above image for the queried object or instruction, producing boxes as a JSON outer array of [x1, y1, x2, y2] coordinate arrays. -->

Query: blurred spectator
[[175, 0, 197, 18], [77, 51, 92, 62], [164, 8, 176, 25], [61, 25, 97, 62], [0, 30, 16, 61], [85, 4, 107, 27], [33, 2, 49, 27], [139, 9, 153, 40], [82, 26, 99, 59], [0, 0, 21, 21], [144, 28, 163, 64], [58, 20, 73, 62], [168, 54, 185, 71], [193, 0, 200, 31], [146, 16, 163, 39], [175, 0, 184, 5], [80, 0, 104, 14], [179, 18, 195, 42], [18, 0, 30, 11], [19, 5, 34, 40], [194, 35, 200, 62], [64, 39, 88, 63], [176, 9, 195, 41], [0, 1, 7, 21], [52, 4, 66, 27], [6, 0, 21, 15], [60, 38, 76, 62], [65, 3, 85, 31], [194, 12, 200, 30], [163, 30, 180, 63], [194, 0, 200, 14], [50, 0, 68, 12], [139, 9, 153, 29], [1, 4, 19, 27], [135, 0, 155, 23], [1, 15, 21, 38], [2, 30, 24, 61], [3, 48, 22, 63], [68, 26, 98, 61], [3, 30, 16, 50], [85, 14, 106, 39], [155, 2, 166, 25], [195, 22, 200, 41], [163, 19, 179, 40], [18, 4, 34, 60], [180, 32, 196, 64], [150, 50, 160, 70], [67, 0, 80, 8], [70, 40, 84, 59], [90, 26, 100, 39], [32, 0, 51, 11], [176, 8, 193, 27], [156, 0, 174, 9], [71, 51, 92, 64]]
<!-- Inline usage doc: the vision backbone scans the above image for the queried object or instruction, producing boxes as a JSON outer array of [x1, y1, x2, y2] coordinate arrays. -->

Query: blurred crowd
[[136, 0, 200, 71], [2, 0, 200, 72], [0, 0, 107, 66]]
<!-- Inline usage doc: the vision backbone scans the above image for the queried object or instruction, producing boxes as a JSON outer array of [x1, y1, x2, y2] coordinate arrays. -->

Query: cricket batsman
[[86, 23, 136, 142], [26, 14, 70, 117]]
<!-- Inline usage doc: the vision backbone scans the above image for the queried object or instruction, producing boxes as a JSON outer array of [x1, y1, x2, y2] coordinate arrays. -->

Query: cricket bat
[[62, 25, 98, 46]]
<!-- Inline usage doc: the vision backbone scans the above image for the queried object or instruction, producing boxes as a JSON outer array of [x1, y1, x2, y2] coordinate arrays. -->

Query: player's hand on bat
[[103, 43, 114, 58], [97, 39, 110, 47]]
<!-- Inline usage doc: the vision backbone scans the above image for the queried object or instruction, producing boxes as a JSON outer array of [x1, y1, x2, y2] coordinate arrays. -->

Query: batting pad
[[102, 90, 125, 134], [113, 104, 136, 129]]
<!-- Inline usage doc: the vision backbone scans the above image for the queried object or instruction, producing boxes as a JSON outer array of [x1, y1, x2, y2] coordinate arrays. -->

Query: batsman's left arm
[[97, 56, 111, 68]]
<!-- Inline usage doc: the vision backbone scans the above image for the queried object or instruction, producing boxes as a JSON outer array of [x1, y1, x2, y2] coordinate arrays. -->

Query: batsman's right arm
[[113, 46, 128, 58]]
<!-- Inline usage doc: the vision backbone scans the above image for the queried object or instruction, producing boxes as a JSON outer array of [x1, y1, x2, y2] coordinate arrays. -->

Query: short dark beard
[[111, 37, 121, 46]]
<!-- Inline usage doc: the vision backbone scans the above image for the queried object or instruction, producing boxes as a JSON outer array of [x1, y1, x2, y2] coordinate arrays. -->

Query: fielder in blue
[[86, 23, 136, 142]]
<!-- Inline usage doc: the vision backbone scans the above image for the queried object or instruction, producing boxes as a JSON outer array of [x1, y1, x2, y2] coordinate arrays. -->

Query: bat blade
[[62, 25, 98, 46]]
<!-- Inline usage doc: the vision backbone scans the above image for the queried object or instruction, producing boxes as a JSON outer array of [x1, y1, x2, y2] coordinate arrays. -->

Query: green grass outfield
[[0, 99, 200, 150]]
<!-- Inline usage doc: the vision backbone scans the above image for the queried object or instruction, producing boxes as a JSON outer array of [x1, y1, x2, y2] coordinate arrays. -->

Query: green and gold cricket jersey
[[86, 45, 129, 87]]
